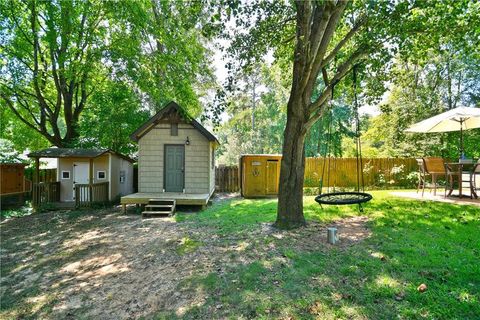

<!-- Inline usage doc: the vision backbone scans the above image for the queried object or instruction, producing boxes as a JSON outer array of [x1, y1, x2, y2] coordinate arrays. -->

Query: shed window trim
[[61, 171, 71, 179], [171, 123, 178, 136], [211, 148, 215, 169], [97, 171, 106, 180]]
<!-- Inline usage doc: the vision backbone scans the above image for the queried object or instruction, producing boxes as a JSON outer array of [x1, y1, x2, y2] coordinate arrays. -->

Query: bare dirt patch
[[259, 215, 370, 250], [1, 207, 369, 319]]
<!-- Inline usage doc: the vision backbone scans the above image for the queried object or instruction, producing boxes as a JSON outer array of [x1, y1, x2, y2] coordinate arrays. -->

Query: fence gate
[[215, 166, 239, 192]]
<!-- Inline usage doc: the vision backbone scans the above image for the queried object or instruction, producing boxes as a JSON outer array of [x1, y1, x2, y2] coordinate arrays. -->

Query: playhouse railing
[[74, 182, 109, 208], [32, 182, 60, 207]]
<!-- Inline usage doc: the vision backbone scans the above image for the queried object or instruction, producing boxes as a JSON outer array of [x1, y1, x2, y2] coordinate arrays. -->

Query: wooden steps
[[142, 199, 176, 218]]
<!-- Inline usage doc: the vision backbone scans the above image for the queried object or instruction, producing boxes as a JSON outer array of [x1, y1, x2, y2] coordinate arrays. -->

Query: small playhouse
[[120, 101, 218, 214], [28, 148, 134, 207], [240, 154, 282, 198]]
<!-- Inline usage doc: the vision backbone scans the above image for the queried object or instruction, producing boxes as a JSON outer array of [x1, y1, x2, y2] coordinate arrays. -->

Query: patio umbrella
[[405, 106, 480, 156]]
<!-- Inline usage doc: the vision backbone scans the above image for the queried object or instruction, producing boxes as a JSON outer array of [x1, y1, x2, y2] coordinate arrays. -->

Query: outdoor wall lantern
[[185, 136, 190, 145]]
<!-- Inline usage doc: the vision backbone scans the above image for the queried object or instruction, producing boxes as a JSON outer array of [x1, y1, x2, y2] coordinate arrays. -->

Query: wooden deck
[[120, 191, 214, 213]]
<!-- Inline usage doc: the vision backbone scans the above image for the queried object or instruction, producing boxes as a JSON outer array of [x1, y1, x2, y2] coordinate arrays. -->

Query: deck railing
[[75, 182, 109, 208], [32, 182, 60, 207]]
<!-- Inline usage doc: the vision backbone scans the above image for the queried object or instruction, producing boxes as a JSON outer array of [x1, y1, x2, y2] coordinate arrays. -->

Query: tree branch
[[1, 92, 43, 135], [10, 5, 34, 46], [321, 14, 367, 70], [29, 0, 50, 128], [305, 99, 329, 129], [295, 1, 331, 101], [308, 48, 367, 115], [303, 0, 348, 98], [321, 67, 329, 86]]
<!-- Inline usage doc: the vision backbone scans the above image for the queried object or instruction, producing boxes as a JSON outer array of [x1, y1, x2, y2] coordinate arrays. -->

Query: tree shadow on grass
[[164, 194, 480, 319]]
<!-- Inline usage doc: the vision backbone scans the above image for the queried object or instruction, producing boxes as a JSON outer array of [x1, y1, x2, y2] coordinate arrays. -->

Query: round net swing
[[315, 191, 372, 205], [314, 65, 372, 211]]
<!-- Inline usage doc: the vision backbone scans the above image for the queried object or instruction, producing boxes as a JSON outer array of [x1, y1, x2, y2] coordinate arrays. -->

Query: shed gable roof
[[130, 101, 218, 143]]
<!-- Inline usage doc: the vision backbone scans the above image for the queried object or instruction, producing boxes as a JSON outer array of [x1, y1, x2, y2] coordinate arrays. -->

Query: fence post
[[75, 186, 79, 208], [89, 159, 93, 206]]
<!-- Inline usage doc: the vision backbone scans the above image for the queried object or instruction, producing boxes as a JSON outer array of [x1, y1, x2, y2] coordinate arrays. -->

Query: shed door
[[266, 160, 279, 194], [73, 162, 90, 201], [165, 145, 184, 192]]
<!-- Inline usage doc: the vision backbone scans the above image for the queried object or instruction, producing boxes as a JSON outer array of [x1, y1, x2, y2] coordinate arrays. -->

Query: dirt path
[[1, 206, 370, 319]]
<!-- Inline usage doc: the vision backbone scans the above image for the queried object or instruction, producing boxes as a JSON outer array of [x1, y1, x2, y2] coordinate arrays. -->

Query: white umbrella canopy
[[405, 106, 480, 157], [405, 107, 480, 133]]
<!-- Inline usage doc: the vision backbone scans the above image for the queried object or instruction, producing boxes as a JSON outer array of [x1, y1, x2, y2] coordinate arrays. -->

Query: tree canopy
[[1, 0, 216, 150]]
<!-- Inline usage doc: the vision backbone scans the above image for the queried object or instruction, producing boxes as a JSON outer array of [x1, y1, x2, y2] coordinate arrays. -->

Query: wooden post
[[35, 157, 40, 184], [89, 158, 93, 205], [32, 157, 40, 209]]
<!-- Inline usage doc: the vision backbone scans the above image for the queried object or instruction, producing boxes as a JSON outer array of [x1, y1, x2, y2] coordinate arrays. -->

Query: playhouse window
[[97, 171, 106, 180], [171, 123, 178, 136], [61, 171, 70, 179]]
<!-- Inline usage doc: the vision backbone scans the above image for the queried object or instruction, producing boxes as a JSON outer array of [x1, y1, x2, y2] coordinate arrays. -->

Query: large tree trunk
[[272, 1, 367, 229], [275, 98, 308, 229]]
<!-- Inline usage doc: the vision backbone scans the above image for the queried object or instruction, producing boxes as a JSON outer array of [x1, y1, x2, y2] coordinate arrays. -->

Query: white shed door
[[73, 162, 89, 201]]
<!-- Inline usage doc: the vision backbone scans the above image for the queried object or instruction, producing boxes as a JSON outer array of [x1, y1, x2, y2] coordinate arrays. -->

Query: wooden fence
[[304, 157, 418, 188], [215, 158, 418, 192], [25, 168, 57, 183], [75, 182, 109, 208], [215, 166, 240, 192]]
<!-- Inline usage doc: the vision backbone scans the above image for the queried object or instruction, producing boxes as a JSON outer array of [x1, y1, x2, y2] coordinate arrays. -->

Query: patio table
[[445, 162, 476, 198]]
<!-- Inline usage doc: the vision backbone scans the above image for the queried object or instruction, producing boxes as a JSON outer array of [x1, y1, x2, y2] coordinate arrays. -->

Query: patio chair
[[416, 157, 445, 196], [445, 161, 477, 199], [444, 163, 460, 198], [416, 158, 427, 196], [469, 160, 480, 199]]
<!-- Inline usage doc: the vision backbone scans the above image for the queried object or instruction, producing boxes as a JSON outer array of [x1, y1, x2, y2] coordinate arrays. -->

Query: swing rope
[[319, 84, 335, 195], [315, 65, 372, 210], [353, 65, 366, 193]]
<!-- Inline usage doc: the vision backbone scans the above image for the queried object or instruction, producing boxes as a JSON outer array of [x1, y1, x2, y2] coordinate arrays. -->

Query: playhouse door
[[165, 145, 184, 192], [73, 162, 90, 201]]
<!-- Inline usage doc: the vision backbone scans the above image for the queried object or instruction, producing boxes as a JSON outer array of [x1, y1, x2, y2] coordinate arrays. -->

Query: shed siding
[[109, 155, 134, 200], [138, 123, 210, 193], [110, 154, 120, 200], [118, 157, 134, 197]]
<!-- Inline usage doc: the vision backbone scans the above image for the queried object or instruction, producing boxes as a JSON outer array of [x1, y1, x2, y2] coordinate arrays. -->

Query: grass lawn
[[1, 191, 479, 319], [169, 191, 480, 319]]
